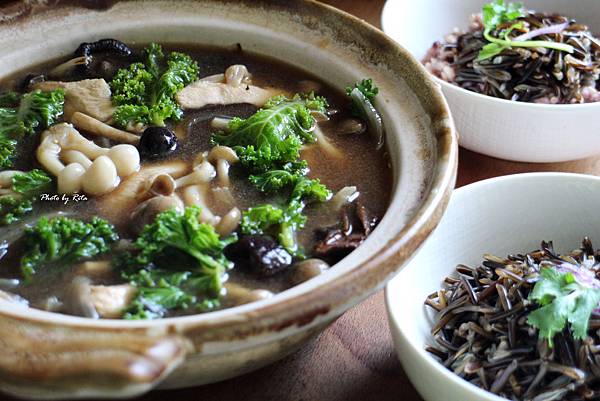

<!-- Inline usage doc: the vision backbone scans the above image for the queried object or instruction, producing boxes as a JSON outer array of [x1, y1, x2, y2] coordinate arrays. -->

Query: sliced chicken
[[33, 79, 115, 122], [177, 81, 280, 109], [89, 284, 137, 319], [177, 64, 283, 109]]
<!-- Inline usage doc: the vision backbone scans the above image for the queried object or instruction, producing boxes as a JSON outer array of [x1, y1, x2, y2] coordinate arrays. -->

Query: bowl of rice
[[382, 0, 600, 163]]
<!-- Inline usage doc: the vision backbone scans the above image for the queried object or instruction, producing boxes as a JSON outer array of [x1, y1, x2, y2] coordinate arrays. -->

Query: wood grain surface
[[4, 1, 600, 401]]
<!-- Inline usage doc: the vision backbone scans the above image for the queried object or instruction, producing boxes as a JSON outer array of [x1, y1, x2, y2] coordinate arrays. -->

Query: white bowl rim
[[385, 172, 600, 401], [381, 0, 600, 111]]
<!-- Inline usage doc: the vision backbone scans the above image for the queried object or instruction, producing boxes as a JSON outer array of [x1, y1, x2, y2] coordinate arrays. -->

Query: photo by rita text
[[40, 193, 88, 205]]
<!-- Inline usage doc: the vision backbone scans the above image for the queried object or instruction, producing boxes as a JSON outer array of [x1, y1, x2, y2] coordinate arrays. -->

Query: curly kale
[[110, 43, 199, 127], [241, 176, 331, 255], [20, 216, 118, 280], [212, 95, 327, 173], [119, 206, 236, 319], [0, 89, 65, 168], [0, 169, 52, 226]]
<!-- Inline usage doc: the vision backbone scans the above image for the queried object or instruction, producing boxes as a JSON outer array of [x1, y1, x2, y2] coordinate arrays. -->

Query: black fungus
[[138, 127, 179, 158], [74, 39, 134, 80], [74, 39, 133, 58], [225, 235, 292, 276]]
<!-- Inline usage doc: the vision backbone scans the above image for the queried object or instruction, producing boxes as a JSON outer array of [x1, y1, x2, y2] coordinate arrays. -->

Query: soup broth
[[0, 41, 391, 319]]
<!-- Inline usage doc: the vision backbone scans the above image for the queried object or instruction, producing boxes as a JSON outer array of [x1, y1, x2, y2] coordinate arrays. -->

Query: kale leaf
[[212, 95, 327, 173], [528, 267, 600, 346], [110, 43, 199, 127], [0, 169, 52, 226], [20, 216, 119, 280], [241, 176, 331, 255], [0, 89, 65, 168], [119, 206, 236, 319]]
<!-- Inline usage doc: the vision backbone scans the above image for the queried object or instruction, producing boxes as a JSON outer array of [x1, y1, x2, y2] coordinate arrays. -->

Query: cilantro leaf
[[528, 268, 600, 346]]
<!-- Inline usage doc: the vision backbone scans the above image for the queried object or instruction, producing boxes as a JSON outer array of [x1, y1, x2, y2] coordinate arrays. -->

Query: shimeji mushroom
[[207, 145, 239, 187], [71, 112, 140, 145], [36, 123, 140, 196]]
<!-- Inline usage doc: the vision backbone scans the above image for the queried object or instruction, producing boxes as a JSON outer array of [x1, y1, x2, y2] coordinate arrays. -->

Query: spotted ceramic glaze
[[0, 1, 458, 399]]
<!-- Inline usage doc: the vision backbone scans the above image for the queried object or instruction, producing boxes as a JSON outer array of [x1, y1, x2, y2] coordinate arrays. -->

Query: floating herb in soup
[[0, 40, 391, 319]]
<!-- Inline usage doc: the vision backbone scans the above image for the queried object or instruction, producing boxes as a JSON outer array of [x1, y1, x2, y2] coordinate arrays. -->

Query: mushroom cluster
[[36, 123, 140, 196], [131, 145, 241, 237]]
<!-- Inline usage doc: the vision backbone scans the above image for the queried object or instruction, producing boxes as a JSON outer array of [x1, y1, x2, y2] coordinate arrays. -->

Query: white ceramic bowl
[[382, 0, 600, 163], [386, 173, 600, 401], [0, 1, 458, 399]]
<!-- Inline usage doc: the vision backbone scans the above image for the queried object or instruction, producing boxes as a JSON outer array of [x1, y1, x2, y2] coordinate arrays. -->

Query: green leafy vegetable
[[478, 0, 574, 61], [20, 216, 118, 280], [110, 43, 199, 127], [241, 176, 331, 255], [212, 95, 327, 173], [345, 79, 384, 149], [0, 89, 65, 139], [0, 89, 65, 168], [12, 169, 53, 195], [346, 78, 379, 103], [0, 197, 33, 226], [0, 169, 52, 226], [119, 206, 235, 319], [0, 136, 17, 169], [528, 267, 600, 346]]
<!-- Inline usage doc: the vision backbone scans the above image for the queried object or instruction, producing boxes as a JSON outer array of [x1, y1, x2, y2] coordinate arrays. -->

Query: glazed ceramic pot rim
[[380, 0, 600, 111], [385, 172, 600, 401], [0, 0, 458, 330]]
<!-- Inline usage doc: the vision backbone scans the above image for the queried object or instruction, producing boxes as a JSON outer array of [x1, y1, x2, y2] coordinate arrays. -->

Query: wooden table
[[10, 2, 599, 401]]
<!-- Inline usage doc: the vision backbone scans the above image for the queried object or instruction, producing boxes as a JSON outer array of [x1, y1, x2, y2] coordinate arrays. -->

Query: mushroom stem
[[175, 161, 216, 188], [49, 56, 90, 79], [71, 112, 140, 144], [215, 207, 241, 237], [182, 184, 218, 225], [61, 150, 93, 169]]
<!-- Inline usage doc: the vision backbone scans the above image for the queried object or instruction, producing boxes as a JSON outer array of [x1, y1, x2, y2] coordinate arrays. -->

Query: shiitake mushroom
[[225, 235, 293, 276], [138, 126, 179, 158]]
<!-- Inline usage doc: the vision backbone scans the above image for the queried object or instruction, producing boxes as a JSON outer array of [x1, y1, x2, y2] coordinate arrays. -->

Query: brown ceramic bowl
[[0, 1, 457, 399]]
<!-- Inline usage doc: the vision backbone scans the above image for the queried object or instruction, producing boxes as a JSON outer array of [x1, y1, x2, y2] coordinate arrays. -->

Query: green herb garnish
[[478, 0, 574, 61], [528, 267, 600, 346]]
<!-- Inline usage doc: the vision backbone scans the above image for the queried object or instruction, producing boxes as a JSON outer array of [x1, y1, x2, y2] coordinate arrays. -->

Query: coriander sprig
[[528, 267, 600, 346]]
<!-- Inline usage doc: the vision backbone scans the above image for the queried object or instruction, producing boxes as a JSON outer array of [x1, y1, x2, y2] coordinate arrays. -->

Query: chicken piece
[[177, 81, 280, 109], [33, 79, 115, 122], [89, 284, 137, 319]]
